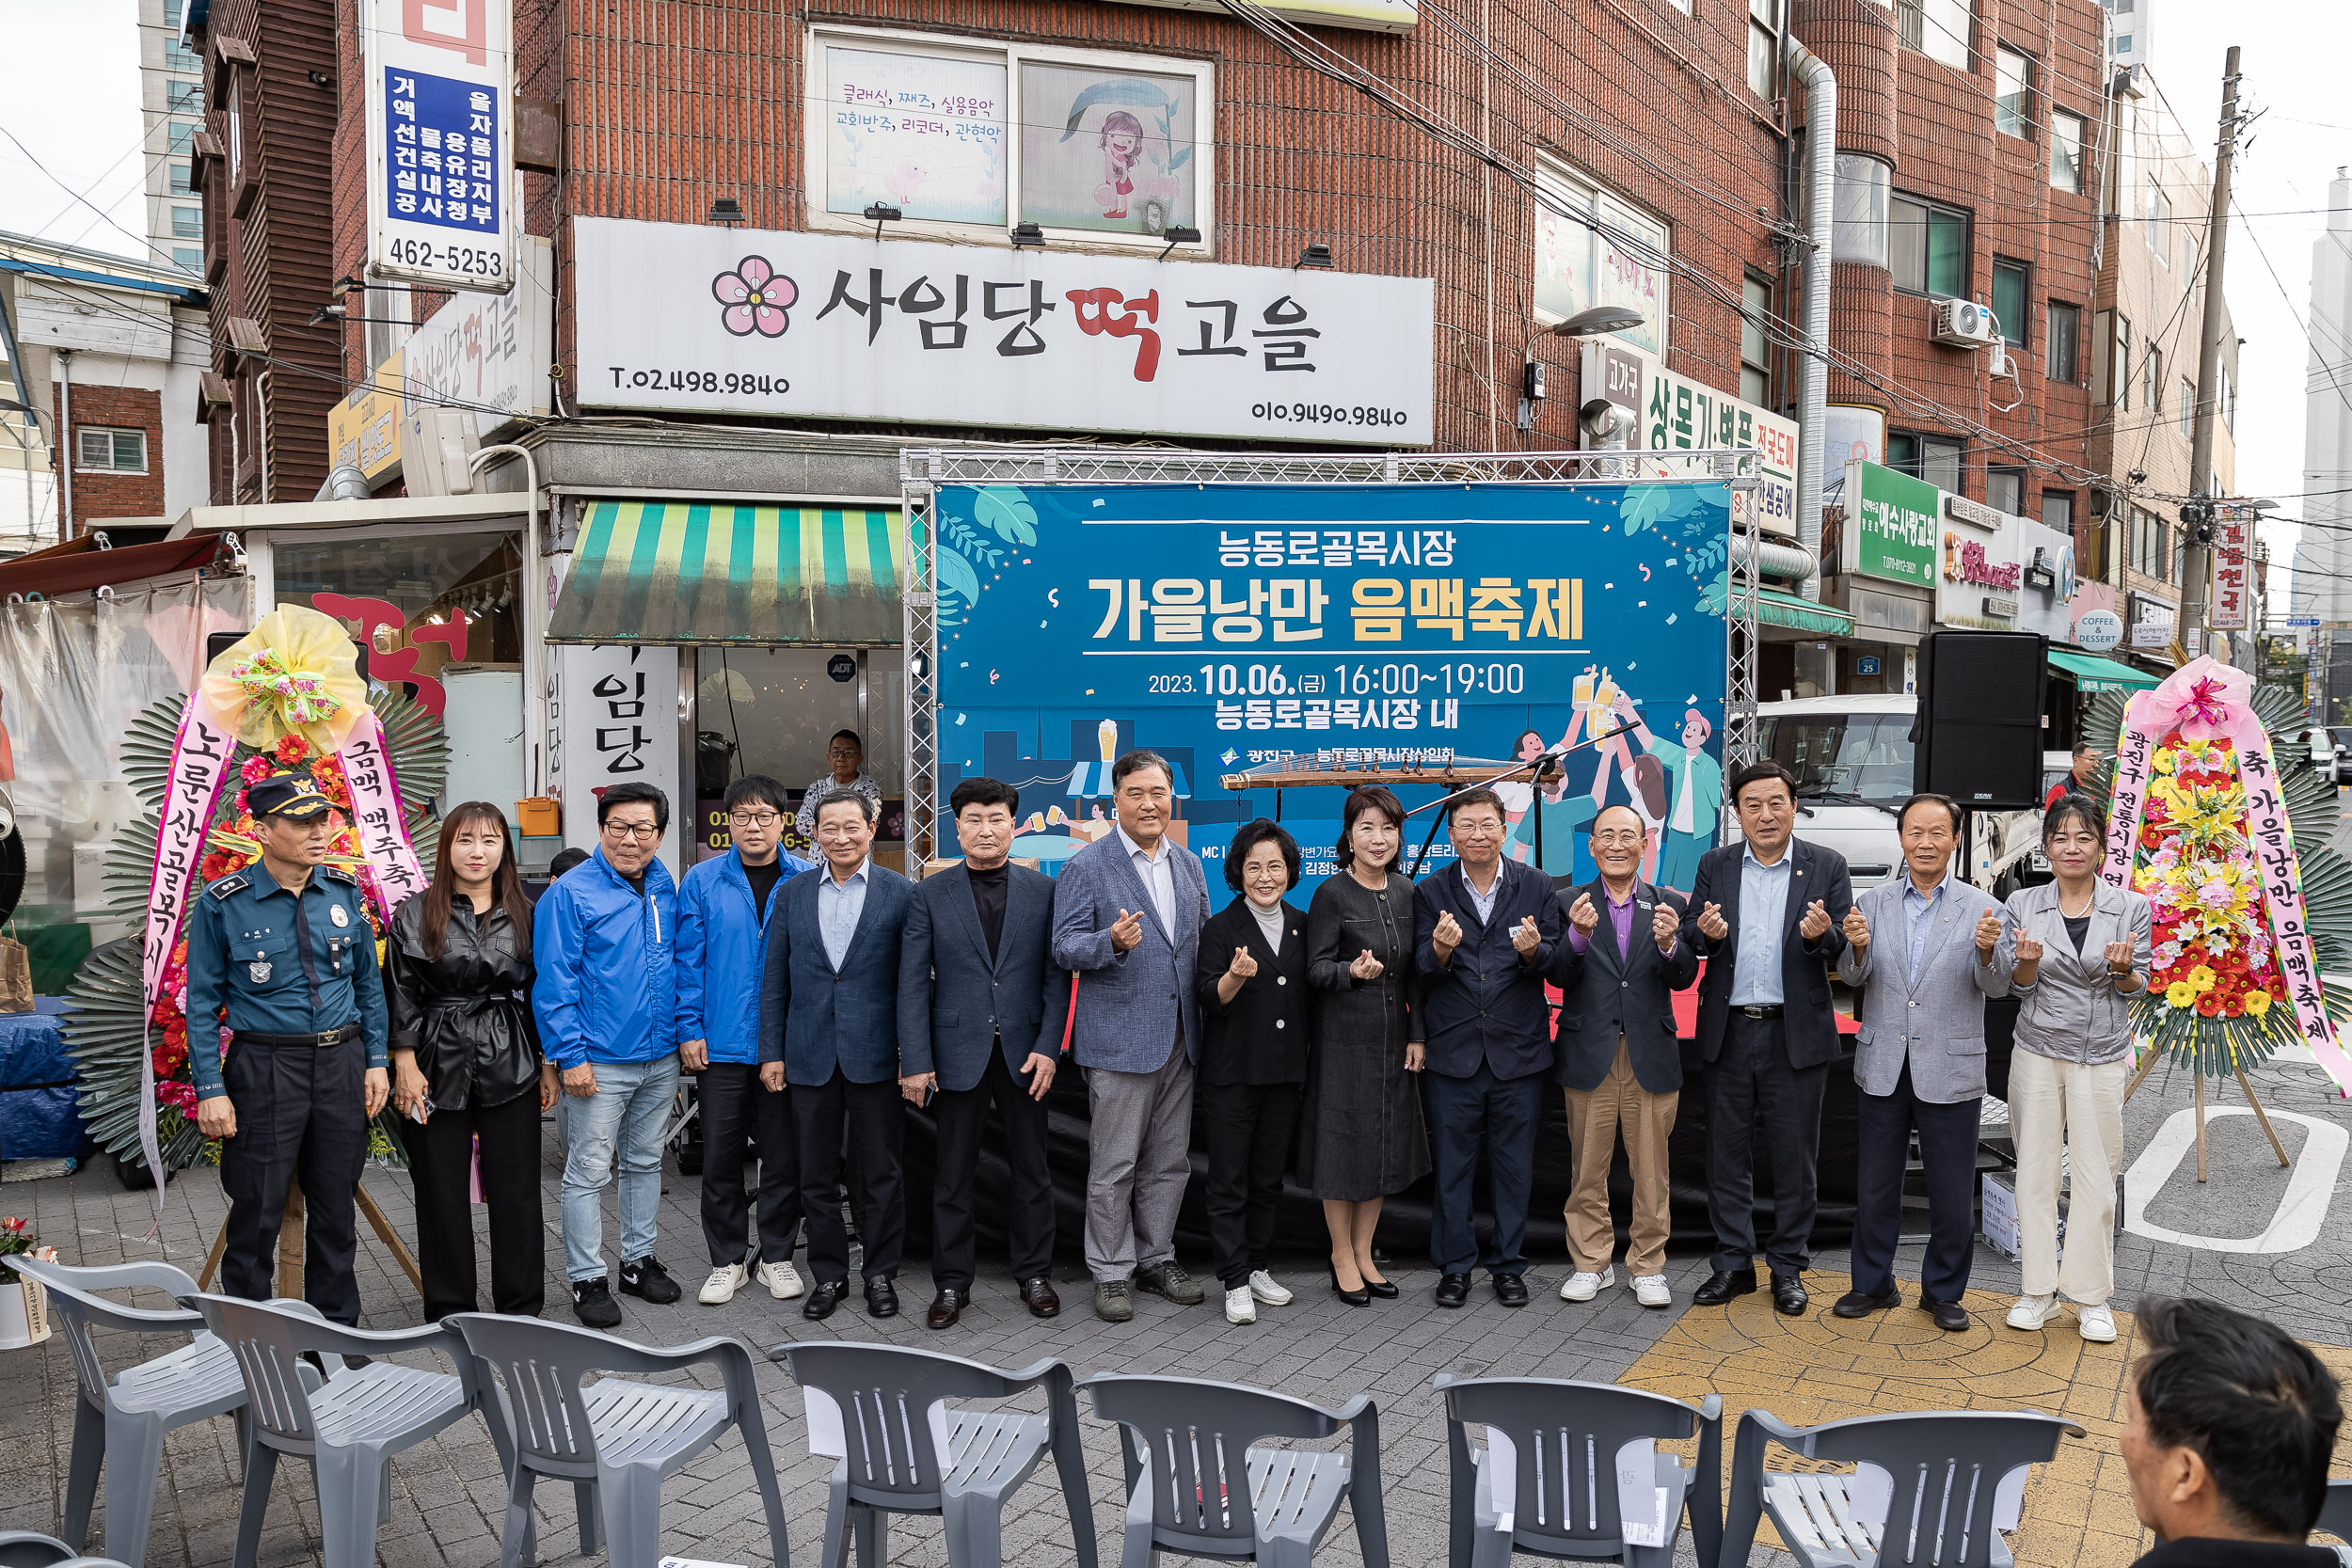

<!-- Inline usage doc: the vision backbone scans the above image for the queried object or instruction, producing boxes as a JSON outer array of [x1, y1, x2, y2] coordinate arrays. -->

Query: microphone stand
[[1404, 721, 1640, 879]]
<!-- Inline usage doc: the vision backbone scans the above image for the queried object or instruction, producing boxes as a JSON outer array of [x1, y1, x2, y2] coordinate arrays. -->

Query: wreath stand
[[2123, 1048, 2291, 1183], [194, 1179, 424, 1295]]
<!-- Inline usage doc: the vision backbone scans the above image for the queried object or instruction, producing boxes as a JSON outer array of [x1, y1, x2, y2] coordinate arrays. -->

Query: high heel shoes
[[1328, 1260, 1372, 1307], [1360, 1273, 1400, 1300]]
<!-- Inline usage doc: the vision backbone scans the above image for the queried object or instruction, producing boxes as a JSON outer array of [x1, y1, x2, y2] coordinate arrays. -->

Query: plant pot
[[0, 1275, 50, 1350]]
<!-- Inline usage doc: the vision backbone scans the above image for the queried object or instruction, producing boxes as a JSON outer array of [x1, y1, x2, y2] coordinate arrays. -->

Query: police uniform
[[183, 774, 389, 1324]]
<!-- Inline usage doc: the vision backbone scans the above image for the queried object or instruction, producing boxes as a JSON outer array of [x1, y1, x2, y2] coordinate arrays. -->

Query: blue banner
[[931, 482, 1731, 905]]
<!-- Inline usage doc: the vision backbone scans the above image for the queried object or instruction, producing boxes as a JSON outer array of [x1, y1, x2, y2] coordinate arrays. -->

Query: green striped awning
[[1754, 587, 1854, 637], [2049, 648, 2161, 693], [548, 500, 903, 645]]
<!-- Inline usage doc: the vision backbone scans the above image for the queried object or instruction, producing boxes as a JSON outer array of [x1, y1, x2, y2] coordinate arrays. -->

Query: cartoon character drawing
[[884, 160, 932, 209], [1616, 694, 1723, 893], [1097, 110, 1144, 217], [1506, 755, 1602, 883]]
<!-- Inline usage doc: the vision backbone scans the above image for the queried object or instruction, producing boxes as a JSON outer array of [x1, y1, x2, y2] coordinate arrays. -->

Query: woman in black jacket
[[1193, 818, 1312, 1326], [388, 802, 553, 1319]]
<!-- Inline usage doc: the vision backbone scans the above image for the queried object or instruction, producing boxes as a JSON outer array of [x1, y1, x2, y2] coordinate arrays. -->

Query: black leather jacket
[[386, 895, 541, 1110]]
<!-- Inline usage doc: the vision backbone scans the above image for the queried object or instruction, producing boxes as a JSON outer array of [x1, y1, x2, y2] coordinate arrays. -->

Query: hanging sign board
[[361, 0, 516, 293]]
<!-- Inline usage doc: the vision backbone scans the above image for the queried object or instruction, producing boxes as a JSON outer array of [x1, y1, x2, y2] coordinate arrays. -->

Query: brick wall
[[58, 383, 167, 524]]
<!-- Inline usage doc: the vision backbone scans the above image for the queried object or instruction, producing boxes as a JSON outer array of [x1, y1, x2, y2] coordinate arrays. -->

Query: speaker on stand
[[1909, 630, 2049, 812]]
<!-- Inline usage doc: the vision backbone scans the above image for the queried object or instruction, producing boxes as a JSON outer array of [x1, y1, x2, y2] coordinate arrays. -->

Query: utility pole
[[2180, 45, 2242, 657]]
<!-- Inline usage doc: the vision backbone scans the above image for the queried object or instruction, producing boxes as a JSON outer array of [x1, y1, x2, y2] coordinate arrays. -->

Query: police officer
[[186, 772, 390, 1324]]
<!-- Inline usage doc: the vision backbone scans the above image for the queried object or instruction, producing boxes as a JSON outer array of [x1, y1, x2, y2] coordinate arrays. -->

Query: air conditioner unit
[[1932, 298, 1999, 349]]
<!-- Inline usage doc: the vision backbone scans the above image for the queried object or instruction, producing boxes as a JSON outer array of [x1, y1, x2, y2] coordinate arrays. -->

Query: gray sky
[[0, 0, 146, 262]]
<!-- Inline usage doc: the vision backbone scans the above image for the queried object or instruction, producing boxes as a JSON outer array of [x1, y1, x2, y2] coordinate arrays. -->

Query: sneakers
[[2007, 1293, 2061, 1331], [1631, 1275, 1673, 1308], [698, 1259, 748, 1306], [619, 1256, 681, 1305], [1560, 1267, 1615, 1303], [2078, 1304, 2117, 1342], [1248, 1270, 1293, 1306], [1225, 1286, 1257, 1324], [755, 1258, 805, 1300], [1094, 1279, 1134, 1323], [1135, 1261, 1206, 1305], [571, 1277, 623, 1328]]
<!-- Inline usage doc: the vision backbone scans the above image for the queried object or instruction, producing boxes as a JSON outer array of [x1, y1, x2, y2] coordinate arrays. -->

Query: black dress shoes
[[1833, 1288, 1903, 1319], [1434, 1272, 1473, 1308], [927, 1288, 964, 1329], [803, 1279, 847, 1321], [1328, 1262, 1372, 1307], [1771, 1272, 1808, 1315], [1493, 1274, 1530, 1308], [1018, 1275, 1061, 1318], [1362, 1275, 1400, 1300], [866, 1277, 900, 1319], [1921, 1296, 1971, 1332], [1692, 1269, 1757, 1306]]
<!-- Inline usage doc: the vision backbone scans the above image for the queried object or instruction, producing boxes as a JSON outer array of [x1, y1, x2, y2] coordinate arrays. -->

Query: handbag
[[0, 924, 32, 1013]]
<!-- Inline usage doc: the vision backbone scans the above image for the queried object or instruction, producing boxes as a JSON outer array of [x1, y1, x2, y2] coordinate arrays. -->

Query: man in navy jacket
[[759, 785, 914, 1321], [898, 776, 1071, 1328], [675, 775, 812, 1308], [1414, 787, 1562, 1309]]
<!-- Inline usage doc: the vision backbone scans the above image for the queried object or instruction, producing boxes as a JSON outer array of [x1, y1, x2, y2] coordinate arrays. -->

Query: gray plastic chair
[[1432, 1374, 1723, 1568], [193, 1294, 489, 1568], [1081, 1372, 1389, 1568], [2318, 1479, 2352, 1544], [771, 1340, 1098, 1568], [1719, 1408, 2083, 1568], [13, 1257, 249, 1568], [0, 1528, 132, 1568], [449, 1311, 791, 1568]]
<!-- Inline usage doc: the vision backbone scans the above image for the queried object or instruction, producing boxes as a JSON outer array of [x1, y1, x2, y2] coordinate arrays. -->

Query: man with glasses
[[533, 782, 684, 1328], [794, 729, 883, 842], [676, 775, 814, 1307]]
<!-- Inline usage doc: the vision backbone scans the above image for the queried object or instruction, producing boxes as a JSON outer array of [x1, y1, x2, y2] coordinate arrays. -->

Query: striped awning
[[1754, 587, 1854, 637], [548, 499, 903, 645]]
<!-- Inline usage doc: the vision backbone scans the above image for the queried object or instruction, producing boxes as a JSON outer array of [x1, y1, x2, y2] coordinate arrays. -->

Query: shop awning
[[2049, 649, 2160, 693], [548, 499, 903, 645], [1753, 588, 1854, 636]]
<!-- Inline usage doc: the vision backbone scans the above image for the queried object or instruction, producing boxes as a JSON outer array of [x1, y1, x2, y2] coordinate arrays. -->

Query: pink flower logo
[[712, 257, 796, 338]]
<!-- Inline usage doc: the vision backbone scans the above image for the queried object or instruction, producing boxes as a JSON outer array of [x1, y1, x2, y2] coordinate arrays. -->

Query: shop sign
[[1580, 340, 1798, 538], [328, 349, 404, 483], [361, 0, 516, 293], [2075, 611, 2123, 652], [573, 216, 1435, 445], [2211, 499, 2255, 631], [1842, 460, 1938, 587], [551, 643, 682, 876], [2011, 516, 2076, 641], [1937, 492, 2021, 632], [401, 235, 553, 438]]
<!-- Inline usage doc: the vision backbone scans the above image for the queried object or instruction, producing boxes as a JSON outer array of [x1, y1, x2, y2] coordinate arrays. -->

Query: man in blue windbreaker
[[675, 775, 813, 1307], [533, 782, 683, 1328]]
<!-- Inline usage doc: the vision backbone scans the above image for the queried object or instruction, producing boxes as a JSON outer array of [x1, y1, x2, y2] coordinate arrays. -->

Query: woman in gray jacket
[[1998, 794, 2150, 1345]]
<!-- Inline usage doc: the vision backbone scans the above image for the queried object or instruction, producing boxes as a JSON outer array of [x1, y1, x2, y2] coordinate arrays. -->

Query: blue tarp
[[0, 997, 82, 1160]]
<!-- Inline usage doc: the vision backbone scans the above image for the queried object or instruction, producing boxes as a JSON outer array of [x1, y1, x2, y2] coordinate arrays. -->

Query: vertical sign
[[1581, 340, 1799, 538], [555, 643, 681, 877], [2211, 500, 2252, 632], [362, 0, 516, 293]]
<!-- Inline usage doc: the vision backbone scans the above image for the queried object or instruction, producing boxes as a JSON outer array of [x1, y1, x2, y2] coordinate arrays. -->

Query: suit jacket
[[1548, 879, 1699, 1093], [897, 863, 1071, 1092], [1413, 857, 1562, 1081], [758, 863, 914, 1085], [1682, 837, 1852, 1069], [1194, 896, 1312, 1086], [1836, 876, 2010, 1102], [1049, 829, 1211, 1072]]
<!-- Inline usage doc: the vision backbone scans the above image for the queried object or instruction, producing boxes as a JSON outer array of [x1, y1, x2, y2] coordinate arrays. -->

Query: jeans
[[561, 1053, 680, 1282]]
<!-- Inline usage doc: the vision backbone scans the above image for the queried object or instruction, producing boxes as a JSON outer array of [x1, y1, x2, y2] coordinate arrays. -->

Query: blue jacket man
[[758, 784, 914, 1320], [532, 784, 683, 1327], [674, 775, 813, 1307]]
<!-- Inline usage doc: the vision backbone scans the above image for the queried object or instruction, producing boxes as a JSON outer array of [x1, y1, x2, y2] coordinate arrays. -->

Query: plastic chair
[[12, 1257, 251, 1568], [1719, 1408, 2083, 1568], [448, 1311, 792, 1568], [1081, 1372, 1389, 1568], [2317, 1479, 2352, 1544], [771, 1340, 1098, 1568], [192, 1294, 489, 1568], [1431, 1374, 1723, 1568], [0, 1528, 132, 1567]]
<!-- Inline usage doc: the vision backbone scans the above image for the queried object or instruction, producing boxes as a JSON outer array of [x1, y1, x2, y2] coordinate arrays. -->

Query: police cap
[[248, 772, 334, 821]]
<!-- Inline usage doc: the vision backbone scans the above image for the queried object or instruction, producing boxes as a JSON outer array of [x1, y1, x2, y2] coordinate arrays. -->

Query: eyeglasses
[[728, 810, 780, 828], [602, 822, 662, 842], [1592, 831, 1645, 847]]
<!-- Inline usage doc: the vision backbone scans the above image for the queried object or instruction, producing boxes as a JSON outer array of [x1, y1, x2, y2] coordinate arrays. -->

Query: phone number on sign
[[1249, 402, 1414, 429], [606, 367, 792, 397], [383, 238, 505, 278]]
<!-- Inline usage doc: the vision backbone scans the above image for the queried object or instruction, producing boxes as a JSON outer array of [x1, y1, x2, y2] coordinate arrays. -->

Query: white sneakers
[[699, 1260, 748, 1306], [1248, 1270, 1293, 1306], [1631, 1275, 1673, 1308], [1560, 1267, 1616, 1302], [2007, 1293, 2115, 1340], [756, 1259, 805, 1301], [2077, 1304, 2117, 1342], [1225, 1286, 1257, 1324]]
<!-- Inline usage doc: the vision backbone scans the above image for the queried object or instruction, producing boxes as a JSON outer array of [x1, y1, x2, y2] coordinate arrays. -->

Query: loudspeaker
[[1910, 630, 2048, 809]]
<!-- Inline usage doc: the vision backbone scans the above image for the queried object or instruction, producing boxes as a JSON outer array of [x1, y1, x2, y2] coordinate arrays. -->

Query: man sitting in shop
[[794, 728, 883, 842]]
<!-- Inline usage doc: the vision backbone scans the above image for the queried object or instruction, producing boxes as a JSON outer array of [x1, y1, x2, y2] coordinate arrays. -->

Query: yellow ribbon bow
[[200, 606, 370, 753], [230, 648, 343, 727]]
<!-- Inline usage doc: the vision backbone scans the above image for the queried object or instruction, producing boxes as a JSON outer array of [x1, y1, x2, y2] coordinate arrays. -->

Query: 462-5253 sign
[[361, 0, 515, 293]]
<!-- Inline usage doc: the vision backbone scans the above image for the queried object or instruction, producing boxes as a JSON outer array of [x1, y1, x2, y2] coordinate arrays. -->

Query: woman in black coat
[[1193, 818, 1312, 1327], [387, 802, 553, 1319]]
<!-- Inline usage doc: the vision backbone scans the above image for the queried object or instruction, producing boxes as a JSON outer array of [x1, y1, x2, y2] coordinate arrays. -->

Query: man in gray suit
[[1834, 792, 2010, 1331], [1051, 749, 1213, 1323]]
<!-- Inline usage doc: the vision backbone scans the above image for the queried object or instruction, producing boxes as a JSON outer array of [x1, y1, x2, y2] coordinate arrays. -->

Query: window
[[2144, 346, 2162, 417], [165, 41, 199, 72], [172, 246, 201, 273], [2130, 507, 2166, 578], [1741, 275, 1772, 406], [1887, 430, 1963, 492], [1829, 153, 1890, 265], [1534, 158, 1670, 356], [1985, 467, 2026, 515], [1889, 193, 1968, 296], [2181, 379, 2196, 443], [2219, 360, 2234, 428], [2114, 34, 2132, 55], [2181, 227, 2198, 281], [2042, 490, 2075, 534], [1897, 0, 1973, 71], [365, 284, 409, 376], [1991, 259, 2028, 344], [75, 427, 148, 473], [170, 204, 201, 238], [2146, 176, 2170, 258], [2108, 313, 2131, 408], [1748, 0, 1780, 99], [2051, 110, 2086, 193], [2047, 301, 2080, 383], [166, 79, 203, 114], [806, 27, 1212, 251], [166, 120, 196, 154], [226, 74, 244, 186], [168, 162, 193, 194], [1994, 47, 2031, 137]]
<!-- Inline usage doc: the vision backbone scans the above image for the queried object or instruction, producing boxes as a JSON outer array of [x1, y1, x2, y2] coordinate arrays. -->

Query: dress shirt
[[1116, 822, 1177, 936], [1463, 863, 1502, 926], [1729, 844, 1792, 1006], [1902, 877, 1947, 983], [817, 857, 871, 971], [967, 861, 1009, 960], [1566, 884, 1641, 956]]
